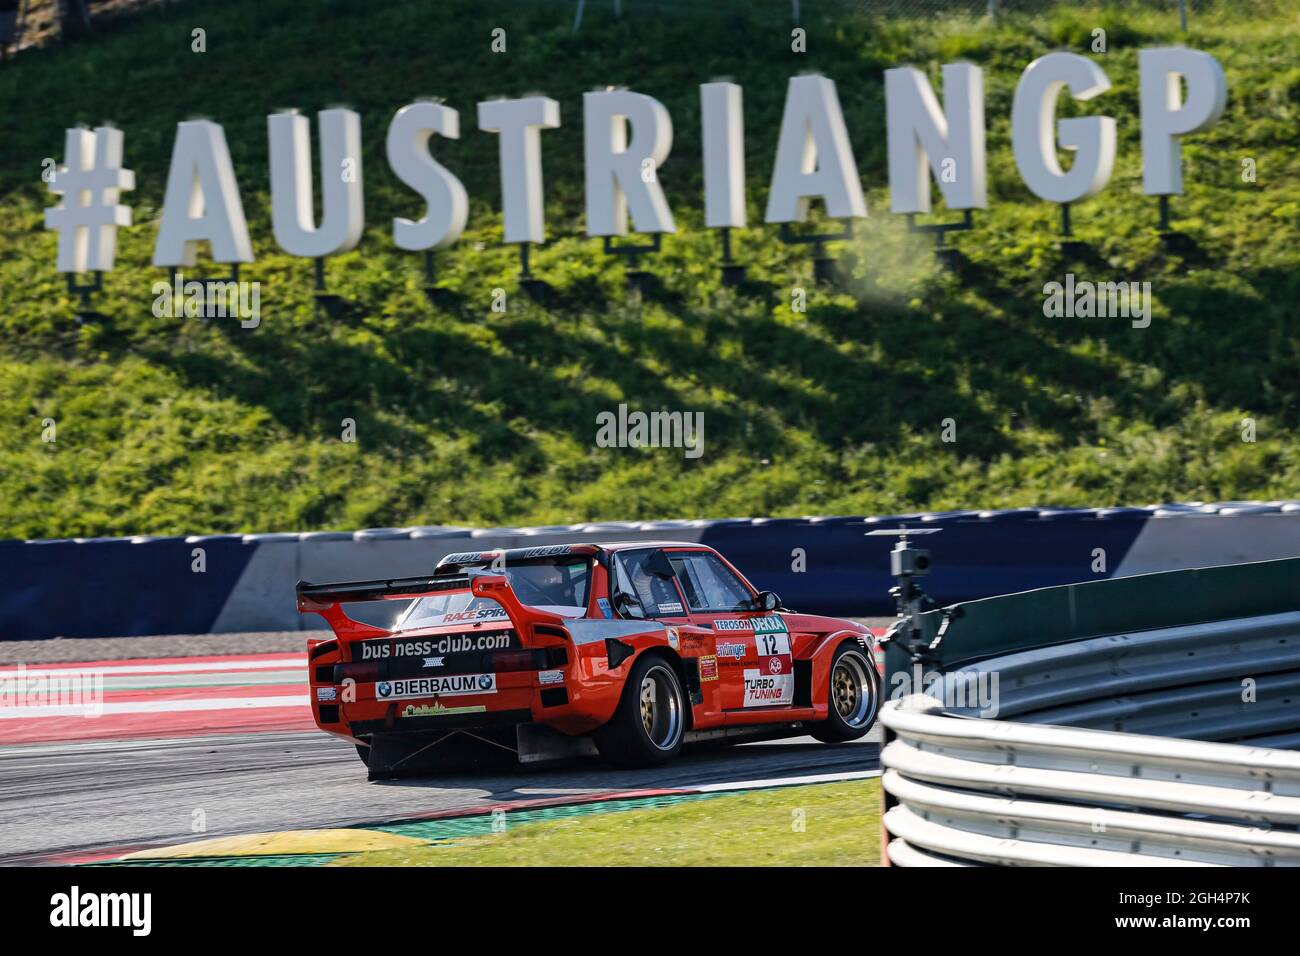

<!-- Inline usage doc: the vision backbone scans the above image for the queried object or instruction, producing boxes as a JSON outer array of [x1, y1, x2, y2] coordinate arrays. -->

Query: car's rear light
[[533, 624, 570, 641], [540, 687, 568, 708], [318, 704, 340, 723], [334, 662, 381, 683], [491, 649, 549, 673], [314, 665, 334, 683], [309, 640, 338, 661]]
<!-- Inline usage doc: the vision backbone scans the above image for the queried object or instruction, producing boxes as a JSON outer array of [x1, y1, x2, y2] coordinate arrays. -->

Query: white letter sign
[[45, 126, 134, 273], [764, 75, 867, 223], [387, 102, 469, 251], [700, 82, 746, 229], [477, 96, 560, 245], [583, 90, 676, 237], [1011, 53, 1116, 204], [1139, 47, 1227, 196], [152, 121, 252, 267], [885, 63, 987, 213], [268, 108, 365, 258]]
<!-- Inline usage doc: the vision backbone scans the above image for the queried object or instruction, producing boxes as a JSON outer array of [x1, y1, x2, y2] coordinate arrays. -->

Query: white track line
[[0, 729, 320, 757], [0, 658, 305, 679], [88, 671, 306, 691], [0, 694, 309, 719], [693, 768, 882, 792]]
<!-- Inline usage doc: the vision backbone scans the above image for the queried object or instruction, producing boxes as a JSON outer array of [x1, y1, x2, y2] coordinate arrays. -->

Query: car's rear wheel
[[595, 653, 686, 767], [809, 642, 880, 743]]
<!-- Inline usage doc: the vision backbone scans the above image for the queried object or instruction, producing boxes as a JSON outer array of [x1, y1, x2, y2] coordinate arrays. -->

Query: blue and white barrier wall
[[3, 501, 1300, 641]]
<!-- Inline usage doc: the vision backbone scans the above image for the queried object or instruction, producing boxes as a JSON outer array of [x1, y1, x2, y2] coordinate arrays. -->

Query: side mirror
[[755, 590, 781, 612], [613, 591, 644, 618], [647, 549, 677, 579]]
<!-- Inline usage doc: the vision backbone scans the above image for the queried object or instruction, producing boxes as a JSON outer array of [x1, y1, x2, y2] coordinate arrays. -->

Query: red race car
[[297, 542, 880, 778]]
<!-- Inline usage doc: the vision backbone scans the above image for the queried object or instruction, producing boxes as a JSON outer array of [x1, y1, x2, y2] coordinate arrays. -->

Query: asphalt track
[[0, 724, 881, 864]]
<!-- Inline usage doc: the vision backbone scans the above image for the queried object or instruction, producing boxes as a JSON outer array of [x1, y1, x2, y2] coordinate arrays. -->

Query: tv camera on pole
[[866, 527, 960, 666]]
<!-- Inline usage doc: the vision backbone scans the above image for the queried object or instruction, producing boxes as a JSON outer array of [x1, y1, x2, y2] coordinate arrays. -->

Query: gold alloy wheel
[[640, 677, 656, 734], [833, 665, 858, 717], [831, 651, 875, 728], [637, 664, 683, 750]]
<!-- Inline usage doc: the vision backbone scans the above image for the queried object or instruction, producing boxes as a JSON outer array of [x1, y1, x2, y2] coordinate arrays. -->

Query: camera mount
[[867, 527, 943, 664]]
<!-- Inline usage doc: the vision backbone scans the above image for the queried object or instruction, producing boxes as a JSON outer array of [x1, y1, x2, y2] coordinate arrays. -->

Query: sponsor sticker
[[375, 673, 497, 701], [752, 614, 788, 636], [698, 656, 718, 681], [516, 545, 573, 559], [315, 686, 337, 702], [422, 656, 445, 668], [713, 618, 750, 631], [716, 641, 746, 659], [751, 629, 792, 689], [667, 626, 680, 650], [716, 614, 788, 634], [433, 606, 509, 625], [357, 631, 513, 660], [441, 551, 488, 565], [401, 703, 487, 718], [597, 597, 613, 619], [754, 631, 791, 657], [538, 670, 564, 685], [659, 601, 684, 614], [743, 669, 794, 707], [444, 545, 571, 564]]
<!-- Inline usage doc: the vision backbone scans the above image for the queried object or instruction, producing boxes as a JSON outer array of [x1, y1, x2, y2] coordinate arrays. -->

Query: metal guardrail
[[880, 696, 1300, 866], [927, 610, 1300, 746], [880, 558, 1300, 865]]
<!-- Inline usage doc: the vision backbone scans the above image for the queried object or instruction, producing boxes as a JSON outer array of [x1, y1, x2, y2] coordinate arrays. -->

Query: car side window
[[613, 551, 687, 618], [669, 553, 753, 612]]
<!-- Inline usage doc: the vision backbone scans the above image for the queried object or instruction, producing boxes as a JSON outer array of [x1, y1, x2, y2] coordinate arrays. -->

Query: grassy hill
[[0, 0, 1297, 539]]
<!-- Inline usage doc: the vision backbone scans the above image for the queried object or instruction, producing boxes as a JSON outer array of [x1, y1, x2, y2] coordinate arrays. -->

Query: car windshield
[[395, 556, 592, 630]]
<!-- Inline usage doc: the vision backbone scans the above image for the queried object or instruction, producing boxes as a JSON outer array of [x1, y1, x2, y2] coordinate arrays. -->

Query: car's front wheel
[[595, 653, 686, 767], [808, 642, 880, 743]]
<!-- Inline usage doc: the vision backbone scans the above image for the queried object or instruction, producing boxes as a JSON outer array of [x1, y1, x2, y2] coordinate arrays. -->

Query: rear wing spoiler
[[296, 573, 473, 610], [294, 570, 565, 643]]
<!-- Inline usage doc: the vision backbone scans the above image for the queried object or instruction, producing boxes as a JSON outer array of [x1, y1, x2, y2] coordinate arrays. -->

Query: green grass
[[335, 779, 883, 866], [1, 0, 1298, 538]]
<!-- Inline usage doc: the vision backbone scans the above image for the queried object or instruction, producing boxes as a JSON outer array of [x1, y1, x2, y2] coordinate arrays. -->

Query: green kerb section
[[373, 791, 732, 842], [885, 556, 1300, 678], [100, 853, 343, 868], [93, 790, 741, 867]]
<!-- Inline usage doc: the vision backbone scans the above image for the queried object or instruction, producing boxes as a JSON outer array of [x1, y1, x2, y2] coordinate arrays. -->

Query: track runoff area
[[0, 629, 887, 866]]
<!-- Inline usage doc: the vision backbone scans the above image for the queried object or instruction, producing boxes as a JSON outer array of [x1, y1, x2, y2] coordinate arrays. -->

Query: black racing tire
[[355, 743, 371, 768], [595, 653, 687, 767], [808, 642, 881, 743]]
